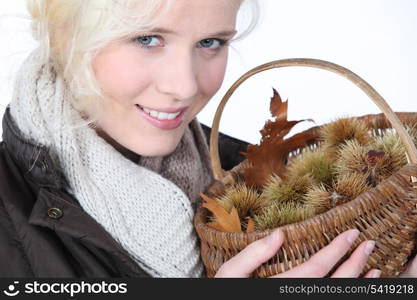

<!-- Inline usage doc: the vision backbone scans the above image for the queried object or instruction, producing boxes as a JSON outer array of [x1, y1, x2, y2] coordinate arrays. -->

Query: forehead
[[153, 0, 241, 35]]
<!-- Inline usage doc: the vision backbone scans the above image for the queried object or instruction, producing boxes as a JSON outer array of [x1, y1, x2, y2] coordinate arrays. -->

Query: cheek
[[197, 54, 228, 98], [93, 49, 150, 103]]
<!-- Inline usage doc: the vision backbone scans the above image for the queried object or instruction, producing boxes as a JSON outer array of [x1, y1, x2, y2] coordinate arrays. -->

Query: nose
[[156, 50, 198, 101]]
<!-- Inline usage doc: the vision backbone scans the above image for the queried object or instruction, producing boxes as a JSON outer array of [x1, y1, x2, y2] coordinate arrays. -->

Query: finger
[[331, 240, 375, 277], [399, 254, 417, 278], [215, 229, 284, 278], [363, 269, 382, 278], [273, 229, 360, 278]]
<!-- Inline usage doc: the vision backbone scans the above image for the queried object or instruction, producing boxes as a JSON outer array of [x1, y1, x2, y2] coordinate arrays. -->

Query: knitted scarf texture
[[9, 51, 213, 277]]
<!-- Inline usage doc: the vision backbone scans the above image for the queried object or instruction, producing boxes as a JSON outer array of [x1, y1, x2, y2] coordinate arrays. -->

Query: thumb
[[215, 229, 284, 278]]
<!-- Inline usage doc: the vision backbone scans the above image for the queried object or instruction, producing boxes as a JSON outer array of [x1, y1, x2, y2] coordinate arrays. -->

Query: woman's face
[[90, 0, 240, 157]]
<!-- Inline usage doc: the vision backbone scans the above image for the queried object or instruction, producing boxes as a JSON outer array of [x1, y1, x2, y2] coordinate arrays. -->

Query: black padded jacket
[[0, 107, 247, 277]]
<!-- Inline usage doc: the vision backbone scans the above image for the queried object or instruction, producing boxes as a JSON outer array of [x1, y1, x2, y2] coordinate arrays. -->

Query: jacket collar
[[2, 107, 67, 190]]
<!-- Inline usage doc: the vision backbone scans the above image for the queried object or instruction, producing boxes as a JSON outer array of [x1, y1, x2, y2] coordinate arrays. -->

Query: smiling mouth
[[135, 104, 187, 130], [137, 105, 182, 120]]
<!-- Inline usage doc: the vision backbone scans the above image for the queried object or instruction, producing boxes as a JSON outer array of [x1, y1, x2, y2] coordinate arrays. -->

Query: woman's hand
[[215, 229, 381, 278], [399, 255, 417, 277]]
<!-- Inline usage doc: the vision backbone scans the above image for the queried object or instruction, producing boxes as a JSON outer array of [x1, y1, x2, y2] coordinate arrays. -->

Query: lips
[[141, 106, 182, 121], [135, 104, 187, 130]]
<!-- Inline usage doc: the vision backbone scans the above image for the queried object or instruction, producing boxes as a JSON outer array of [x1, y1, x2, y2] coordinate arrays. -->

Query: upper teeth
[[142, 107, 181, 120]]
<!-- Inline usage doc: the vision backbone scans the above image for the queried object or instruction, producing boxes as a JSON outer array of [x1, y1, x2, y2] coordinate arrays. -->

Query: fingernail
[[266, 229, 280, 245], [364, 241, 376, 255], [346, 229, 360, 244], [371, 269, 382, 278]]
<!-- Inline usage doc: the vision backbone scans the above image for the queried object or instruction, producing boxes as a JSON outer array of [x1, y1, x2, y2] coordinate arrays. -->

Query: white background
[[1, 0, 416, 143]]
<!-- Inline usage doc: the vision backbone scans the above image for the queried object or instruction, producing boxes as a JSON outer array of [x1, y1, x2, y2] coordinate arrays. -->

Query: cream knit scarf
[[9, 51, 213, 277]]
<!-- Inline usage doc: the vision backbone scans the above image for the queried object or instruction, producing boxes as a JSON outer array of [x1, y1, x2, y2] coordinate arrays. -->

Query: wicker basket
[[194, 58, 417, 278]]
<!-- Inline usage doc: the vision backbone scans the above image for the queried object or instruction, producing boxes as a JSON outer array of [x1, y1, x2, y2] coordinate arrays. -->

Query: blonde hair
[[27, 0, 259, 111]]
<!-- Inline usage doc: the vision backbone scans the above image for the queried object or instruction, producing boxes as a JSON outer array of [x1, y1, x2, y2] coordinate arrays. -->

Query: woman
[[0, 0, 415, 278]]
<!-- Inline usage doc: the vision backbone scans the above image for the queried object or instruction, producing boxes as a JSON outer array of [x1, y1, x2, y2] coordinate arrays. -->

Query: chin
[[134, 138, 181, 157]]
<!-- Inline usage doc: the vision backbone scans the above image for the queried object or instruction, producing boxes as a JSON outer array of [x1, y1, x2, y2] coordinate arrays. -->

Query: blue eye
[[198, 38, 225, 49], [136, 35, 162, 47]]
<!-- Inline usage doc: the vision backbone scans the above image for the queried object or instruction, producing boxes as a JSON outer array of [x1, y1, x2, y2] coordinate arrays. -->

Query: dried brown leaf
[[246, 218, 255, 233], [243, 88, 314, 188], [206, 222, 225, 232], [201, 193, 242, 232]]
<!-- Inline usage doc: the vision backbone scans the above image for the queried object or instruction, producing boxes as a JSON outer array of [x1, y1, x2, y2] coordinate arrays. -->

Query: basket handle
[[210, 58, 417, 180]]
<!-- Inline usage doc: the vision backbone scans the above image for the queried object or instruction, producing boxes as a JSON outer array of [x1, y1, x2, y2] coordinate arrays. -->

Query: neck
[[93, 125, 141, 163], [81, 110, 141, 163]]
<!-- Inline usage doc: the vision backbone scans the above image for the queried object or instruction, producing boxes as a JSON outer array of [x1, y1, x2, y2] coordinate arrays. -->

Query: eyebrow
[[151, 27, 238, 38]]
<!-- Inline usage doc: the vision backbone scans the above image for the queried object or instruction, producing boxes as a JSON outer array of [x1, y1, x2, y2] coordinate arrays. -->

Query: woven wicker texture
[[194, 59, 417, 278]]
